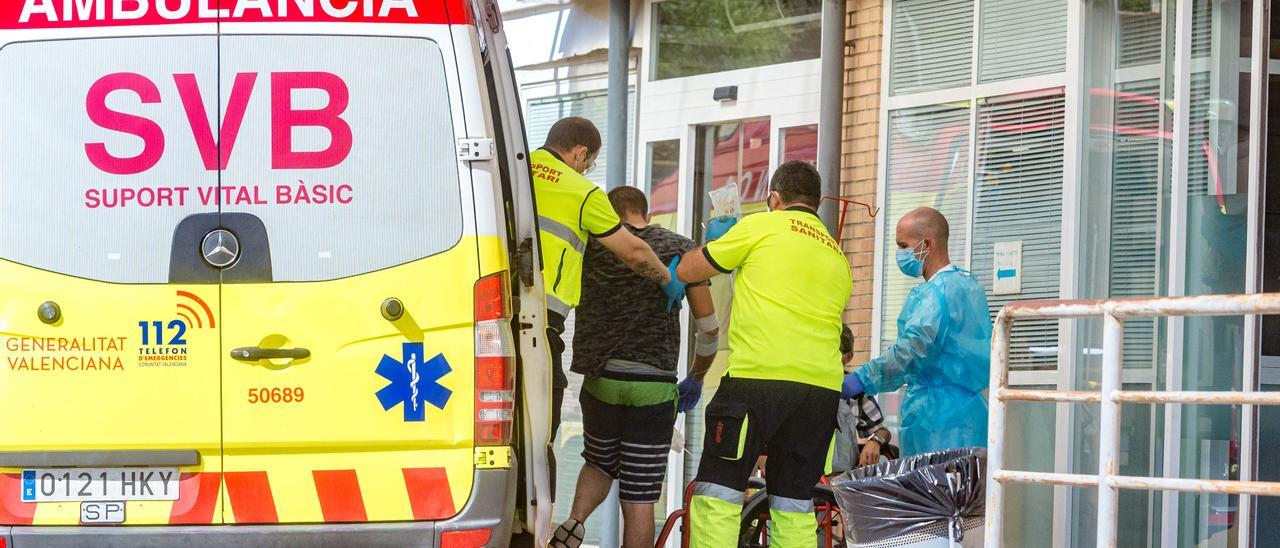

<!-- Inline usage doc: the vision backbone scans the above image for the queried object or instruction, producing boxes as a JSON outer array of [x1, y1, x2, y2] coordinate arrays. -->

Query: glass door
[[682, 118, 771, 482]]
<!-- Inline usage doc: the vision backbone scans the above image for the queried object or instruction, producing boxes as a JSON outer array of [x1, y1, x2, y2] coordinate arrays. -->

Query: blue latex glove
[[704, 216, 739, 242], [841, 372, 865, 399], [678, 376, 703, 413], [661, 255, 687, 312]]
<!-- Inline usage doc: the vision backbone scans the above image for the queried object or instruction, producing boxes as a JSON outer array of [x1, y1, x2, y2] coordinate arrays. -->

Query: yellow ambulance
[[0, 1, 556, 545]]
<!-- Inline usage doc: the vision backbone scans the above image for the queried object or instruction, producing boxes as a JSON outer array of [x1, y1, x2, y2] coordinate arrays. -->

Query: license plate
[[21, 468, 179, 502], [80, 501, 126, 524]]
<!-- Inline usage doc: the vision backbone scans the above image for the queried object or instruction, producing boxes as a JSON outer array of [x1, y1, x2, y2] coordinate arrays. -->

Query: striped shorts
[[578, 366, 677, 504]]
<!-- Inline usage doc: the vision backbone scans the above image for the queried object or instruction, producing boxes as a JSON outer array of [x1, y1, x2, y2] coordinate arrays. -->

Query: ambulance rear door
[[213, 27, 480, 524], [0, 30, 226, 525]]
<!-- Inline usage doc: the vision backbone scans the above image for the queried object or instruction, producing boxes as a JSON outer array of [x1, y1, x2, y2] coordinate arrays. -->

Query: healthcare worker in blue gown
[[842, 207, 992, 456]]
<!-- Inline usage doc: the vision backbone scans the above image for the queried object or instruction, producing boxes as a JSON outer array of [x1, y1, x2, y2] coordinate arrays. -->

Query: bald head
[[895, 207, 952, 280], [897, 207, 950, 243]]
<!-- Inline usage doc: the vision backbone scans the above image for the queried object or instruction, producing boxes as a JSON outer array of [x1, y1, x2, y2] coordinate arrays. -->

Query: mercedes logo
[[201, 229, 240, 268]]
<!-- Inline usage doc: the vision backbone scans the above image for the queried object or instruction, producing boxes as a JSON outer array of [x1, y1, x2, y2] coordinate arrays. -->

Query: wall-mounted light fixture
[[713, 85, 738, 103]]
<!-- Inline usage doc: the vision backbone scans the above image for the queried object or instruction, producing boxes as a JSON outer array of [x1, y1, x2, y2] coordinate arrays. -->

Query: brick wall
[[840, 0, 882, 364]]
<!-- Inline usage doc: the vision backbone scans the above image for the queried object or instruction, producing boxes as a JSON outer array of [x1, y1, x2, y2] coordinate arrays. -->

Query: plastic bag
[[707, 180, 742, 219], [830, 447, 986, 545]]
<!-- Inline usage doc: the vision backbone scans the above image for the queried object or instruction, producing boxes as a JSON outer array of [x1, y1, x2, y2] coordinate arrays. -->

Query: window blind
[[880, 103, 973, 352], [1109, 79, 1165, 369], [890, 0, 974, 95], [978, 0, 1067, 83], [525, 88, 637, 188], [1118, 7, 1163, 68], [972, 89, 1066, 370], [1185, 73, 1212, 197]]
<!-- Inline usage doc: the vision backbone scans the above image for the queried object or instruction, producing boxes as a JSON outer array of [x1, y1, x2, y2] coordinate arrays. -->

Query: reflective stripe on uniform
[[692, 481, 743, 503], [538, 215, 586, 253], [689, 484, 744, 548], [546, 294, 570, 316], [768, 494, 814, 513]]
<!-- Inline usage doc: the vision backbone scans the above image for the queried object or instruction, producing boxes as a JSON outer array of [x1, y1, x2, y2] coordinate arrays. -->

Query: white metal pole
[[984, 315, 1013, 548], [1095, 314, 1124, 548], [1162, 0, 1194, 540], [1239, 1, 1269, 546]]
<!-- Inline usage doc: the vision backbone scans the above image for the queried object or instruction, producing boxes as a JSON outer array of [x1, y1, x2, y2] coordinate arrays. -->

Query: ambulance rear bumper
[[0, 465, 517, 547]]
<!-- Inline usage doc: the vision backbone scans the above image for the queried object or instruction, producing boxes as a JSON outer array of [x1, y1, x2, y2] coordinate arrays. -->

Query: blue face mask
[[896, 240, 928, 278]]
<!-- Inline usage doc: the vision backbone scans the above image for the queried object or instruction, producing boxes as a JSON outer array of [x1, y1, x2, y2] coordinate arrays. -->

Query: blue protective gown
[[853, 265, 992, 456]]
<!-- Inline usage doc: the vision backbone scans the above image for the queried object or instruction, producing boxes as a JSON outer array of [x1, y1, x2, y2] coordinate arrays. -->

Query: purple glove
[[841, 372, 865, 399], [678, 376, 703, 413]]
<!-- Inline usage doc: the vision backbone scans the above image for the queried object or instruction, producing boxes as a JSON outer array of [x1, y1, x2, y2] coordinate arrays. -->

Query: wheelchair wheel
[[737, 483, 842, 548]]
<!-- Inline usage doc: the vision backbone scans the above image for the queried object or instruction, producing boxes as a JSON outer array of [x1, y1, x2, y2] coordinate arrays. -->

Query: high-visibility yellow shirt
[[531, 148, 622, 316], [703, 207, 853, 391]]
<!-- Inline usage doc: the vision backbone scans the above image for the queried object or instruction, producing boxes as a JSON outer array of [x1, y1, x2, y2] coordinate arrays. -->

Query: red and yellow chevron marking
[[0, 466, 460, 525]]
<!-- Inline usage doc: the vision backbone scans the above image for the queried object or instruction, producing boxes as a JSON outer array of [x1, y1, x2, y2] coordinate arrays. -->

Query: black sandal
[[549, 519, 585, 548]]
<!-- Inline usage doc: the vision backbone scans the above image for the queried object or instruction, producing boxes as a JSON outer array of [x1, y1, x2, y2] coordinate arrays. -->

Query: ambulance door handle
[[230, 347, 311, 361]]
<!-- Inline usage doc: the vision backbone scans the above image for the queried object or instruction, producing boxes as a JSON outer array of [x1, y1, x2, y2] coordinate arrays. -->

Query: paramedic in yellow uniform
[[673, 161, 853, 548], [531, 116, 683, 443]]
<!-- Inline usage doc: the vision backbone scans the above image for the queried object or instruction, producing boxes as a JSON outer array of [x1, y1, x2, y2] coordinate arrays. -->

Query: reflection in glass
[[780, 124, 818, 167], [1178, 1, 1251, 545], [1003, 394, 1056, 545], [647, 140, 682, 230], [1077, 1, 1256, 545], [652, 0, 820, 80], [1072, 0, 1176, 545]]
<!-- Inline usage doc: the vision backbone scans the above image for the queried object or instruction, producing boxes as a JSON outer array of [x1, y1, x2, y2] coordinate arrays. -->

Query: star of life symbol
[[375, 342, 452, 422]]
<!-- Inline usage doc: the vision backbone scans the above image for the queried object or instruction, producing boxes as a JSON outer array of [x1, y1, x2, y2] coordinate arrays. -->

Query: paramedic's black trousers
[[547, 310, 569, 501], [689, 377, 838, 547]]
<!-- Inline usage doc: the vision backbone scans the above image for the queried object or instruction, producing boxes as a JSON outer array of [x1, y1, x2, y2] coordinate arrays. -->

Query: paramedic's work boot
[[688, 483, 742, 548], [549, 519, 585, 548]]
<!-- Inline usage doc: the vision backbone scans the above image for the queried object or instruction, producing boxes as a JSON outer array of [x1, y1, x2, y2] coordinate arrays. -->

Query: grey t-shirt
[[572, 224, 705, 378]]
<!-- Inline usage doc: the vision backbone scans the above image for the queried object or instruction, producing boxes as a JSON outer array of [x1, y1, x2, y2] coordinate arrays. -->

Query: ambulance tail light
[[475, 272, 514, 446]]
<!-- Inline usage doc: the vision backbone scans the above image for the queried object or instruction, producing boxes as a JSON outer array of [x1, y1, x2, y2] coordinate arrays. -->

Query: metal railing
[[984, 293, 1280, 548]]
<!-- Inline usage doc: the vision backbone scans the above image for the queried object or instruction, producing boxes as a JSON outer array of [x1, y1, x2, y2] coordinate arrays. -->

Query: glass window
[[1073, 2, 1174, 544], [218, 35, 462, 282], [652, 0, 821, 81], [879, 104, 971, 353], [525, 88, 636, 188], [1002, 393, 1056, 545], [0, 37, 218, 284], [780, 124, 818, 167], [646, 140, 681, 230], [972, 88, 1066, 371], [1074, 1, 1269, 545], [694, 119, 773, 228], [978, 0, 1068, 83], [1176, 0, 1252, 543], [0, 36, 464, 284], [889, 0, 974, 95]]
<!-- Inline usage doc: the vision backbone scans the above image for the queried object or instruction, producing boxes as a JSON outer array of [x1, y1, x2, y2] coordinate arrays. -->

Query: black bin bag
[[830, 447, 986, 547]]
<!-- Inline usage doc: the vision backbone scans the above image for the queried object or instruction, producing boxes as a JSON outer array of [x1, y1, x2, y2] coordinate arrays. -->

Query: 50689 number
[[247, 387, 304, 404]]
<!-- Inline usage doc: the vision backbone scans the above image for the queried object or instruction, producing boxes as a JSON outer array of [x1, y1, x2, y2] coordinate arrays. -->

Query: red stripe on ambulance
[[402, 467, 454, 520], [312, 469, 367, 522], [1, 0, 473, 30], [0, 475, 35, 525], [224, 471, 279, 524], [168, 472, 221, 525]]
